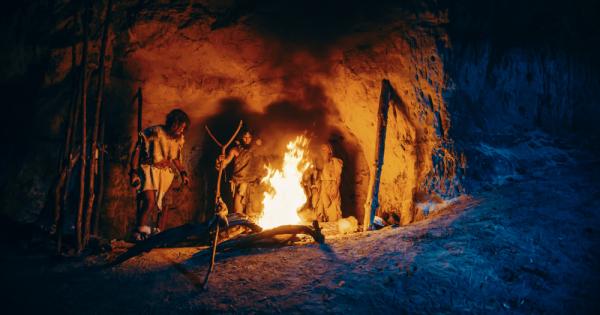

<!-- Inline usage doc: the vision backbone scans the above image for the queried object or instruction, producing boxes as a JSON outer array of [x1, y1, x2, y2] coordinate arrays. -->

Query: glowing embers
[[257, 136, 311, 229]]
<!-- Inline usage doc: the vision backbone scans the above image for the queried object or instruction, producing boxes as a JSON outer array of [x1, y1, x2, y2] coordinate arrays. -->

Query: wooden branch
[[223, 121, 244, 149], [92, 119, 106, 235], [54, 41, 82, 254], [84, 0, 112, 247], [204, 125, 223, 147], [76, 0, 91, 253], [52, 150, 81, 251], [206, 120, 243, 202], [202, 120, 243, 289], [137, 87, 142, 137]]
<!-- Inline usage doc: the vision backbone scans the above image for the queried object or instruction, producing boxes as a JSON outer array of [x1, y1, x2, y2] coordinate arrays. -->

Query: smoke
[[202, 84, 336, 160], [241, 0, 425, 55]]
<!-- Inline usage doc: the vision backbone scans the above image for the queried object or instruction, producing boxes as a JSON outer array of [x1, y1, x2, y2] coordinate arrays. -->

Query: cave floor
[[3, 161, 600, 314]]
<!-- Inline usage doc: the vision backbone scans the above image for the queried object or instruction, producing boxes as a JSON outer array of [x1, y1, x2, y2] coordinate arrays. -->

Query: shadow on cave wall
[[329, 129, 370, 223]]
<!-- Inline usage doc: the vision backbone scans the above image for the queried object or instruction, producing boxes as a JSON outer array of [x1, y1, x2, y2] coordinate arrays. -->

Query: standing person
[[130, 109, 190, 241], [217, 129, 261, 215], [314, 144, 343, 222]]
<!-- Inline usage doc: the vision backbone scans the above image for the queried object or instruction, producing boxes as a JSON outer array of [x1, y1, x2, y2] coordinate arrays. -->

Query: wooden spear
[[84, 0, 112, 247], [76, 0, 91, 253]]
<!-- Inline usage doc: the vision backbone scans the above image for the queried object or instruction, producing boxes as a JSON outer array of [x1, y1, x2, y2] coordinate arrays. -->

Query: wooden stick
[[54, 149, 81, 253], [206, 121, 243, 201], [134, 87, 143, 230], [58, 42, 81, 173], [137, 88, 142, 138], [93, 116, 106, 235], [204, 126, 223, 147], [76, 0, 91, 253], [202, 120, 243, 289], [84, 0, 112, 247], [363, 79, 392, 231], [55, 40, 81, 254]]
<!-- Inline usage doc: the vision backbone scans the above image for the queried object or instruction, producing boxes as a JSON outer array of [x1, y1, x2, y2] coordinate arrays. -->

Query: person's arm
[[173, 137, 190, 185], [173, 159, 189, 185], [129, 138, 142, 188], [217, 148, 238, 170], [130, 144, 140, 171]]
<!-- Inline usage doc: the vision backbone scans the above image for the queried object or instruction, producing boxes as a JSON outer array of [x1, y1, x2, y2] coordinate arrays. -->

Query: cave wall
[[1, 0, 597, 239], [443, 0, 600, 188], [95, 4, 453, 233], [0, 1, 456, 238]]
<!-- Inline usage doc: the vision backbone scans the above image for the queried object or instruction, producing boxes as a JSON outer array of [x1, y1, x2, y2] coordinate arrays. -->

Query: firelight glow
[[257, 136, 311, 229]]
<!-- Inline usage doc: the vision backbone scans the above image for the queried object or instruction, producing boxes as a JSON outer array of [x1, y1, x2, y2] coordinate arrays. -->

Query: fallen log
[[105, 217, 261, 267], [215, 223, 325, 253]]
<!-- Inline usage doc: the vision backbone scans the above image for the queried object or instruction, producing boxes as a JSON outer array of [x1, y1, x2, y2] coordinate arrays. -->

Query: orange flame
[[257, 136, 311, 229]]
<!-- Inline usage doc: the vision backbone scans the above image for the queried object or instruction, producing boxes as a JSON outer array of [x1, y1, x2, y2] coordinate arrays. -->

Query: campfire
[[258, 136, 311, 229]]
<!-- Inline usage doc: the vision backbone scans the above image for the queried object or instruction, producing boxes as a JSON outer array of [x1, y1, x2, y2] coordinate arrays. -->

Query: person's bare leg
[[233, 194, 244, 214], [138, 190, 156, 227], [157, 205, 169, 231], [233, 182, 247, 214]]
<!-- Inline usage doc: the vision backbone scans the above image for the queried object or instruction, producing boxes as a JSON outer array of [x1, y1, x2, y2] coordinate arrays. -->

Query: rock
[[337, 216, 358, 234], [381, 212, 400, 226], [373, 216, 386, 229]]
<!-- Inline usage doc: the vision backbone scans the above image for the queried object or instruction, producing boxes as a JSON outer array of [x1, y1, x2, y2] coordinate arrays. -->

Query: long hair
[[165, 109, 190, 133]]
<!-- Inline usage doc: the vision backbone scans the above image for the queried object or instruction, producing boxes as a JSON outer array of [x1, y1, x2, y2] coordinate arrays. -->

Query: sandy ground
[[2, 160, 600, 314]]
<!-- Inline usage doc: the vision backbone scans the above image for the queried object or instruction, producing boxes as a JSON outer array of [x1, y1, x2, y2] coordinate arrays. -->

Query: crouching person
[[129, 109, 190, 241]]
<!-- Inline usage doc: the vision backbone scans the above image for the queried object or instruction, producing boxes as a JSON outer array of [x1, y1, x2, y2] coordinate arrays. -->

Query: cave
[[1, 0, 599, 313]]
